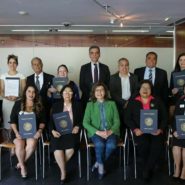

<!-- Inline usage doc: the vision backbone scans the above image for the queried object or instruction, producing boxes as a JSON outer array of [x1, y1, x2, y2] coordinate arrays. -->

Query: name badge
[[180, 104, 185, 108]]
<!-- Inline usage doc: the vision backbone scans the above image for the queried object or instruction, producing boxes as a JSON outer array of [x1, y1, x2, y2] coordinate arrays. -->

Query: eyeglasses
[[63, 91, 73, 94]]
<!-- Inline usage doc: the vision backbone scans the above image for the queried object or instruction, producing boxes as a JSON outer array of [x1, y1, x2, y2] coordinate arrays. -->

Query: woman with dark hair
[[171, 84, 185, 182], [170, 53, 185, 104], [83, 82, 120, 180], [47, 64, 80, 102], [50, 84, 82, 184], [0, 54, 26, 129], [10, 84, 45, 178], [125, 80, 167, 182]]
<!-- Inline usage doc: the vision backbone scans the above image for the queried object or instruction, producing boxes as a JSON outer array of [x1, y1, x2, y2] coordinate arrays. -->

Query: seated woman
[[47, 64, 80, 103], [50, 84, 82, 184], [83, 82, 120, 180], [172, 84, 185, 182], [10, 84, 45, 178], [125, 80, 167, 181]]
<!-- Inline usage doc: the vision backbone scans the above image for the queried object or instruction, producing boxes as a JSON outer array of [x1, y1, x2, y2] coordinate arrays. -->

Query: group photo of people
[[0, 45, 185, 185]]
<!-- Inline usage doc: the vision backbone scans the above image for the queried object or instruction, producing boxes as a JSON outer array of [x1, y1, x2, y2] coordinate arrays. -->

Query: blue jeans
[[91, 134, 117, 164]]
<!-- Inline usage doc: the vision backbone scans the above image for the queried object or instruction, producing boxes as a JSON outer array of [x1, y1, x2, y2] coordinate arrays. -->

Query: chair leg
[[0, 147, 2, 180], [167, 145, 171, 176], [43, 146, 45, 179], [133, 143, 137, 179], [39, 140, 42, 166], [86, 147, 90, 181], [123, 147, 126, 180], [126, 139, 130, 165], [78, 149, 82, 178], [35, 149, 38, 180]]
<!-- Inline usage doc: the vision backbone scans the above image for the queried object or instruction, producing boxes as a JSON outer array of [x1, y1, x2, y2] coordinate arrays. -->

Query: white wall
[[0, 47, 173, 86]]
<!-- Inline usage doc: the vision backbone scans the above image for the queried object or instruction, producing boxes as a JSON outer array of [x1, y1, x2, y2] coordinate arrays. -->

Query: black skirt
[[172, 137, 185, 148], [50, 133, 80, 152]]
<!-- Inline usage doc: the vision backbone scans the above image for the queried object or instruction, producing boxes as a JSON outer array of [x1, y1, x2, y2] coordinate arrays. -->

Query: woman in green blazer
[[83, 82, 120, 180]]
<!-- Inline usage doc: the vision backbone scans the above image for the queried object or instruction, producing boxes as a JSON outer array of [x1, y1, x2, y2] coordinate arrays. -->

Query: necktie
[[149, 69, 152, 83], [94, 64, 98, 83], [35, 75, 40, 91]]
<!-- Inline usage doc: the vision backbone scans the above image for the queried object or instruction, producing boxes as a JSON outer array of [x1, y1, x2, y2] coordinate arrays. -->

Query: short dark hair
[[89, 45, 100, 53], [57, 64, 68, 72], [31, 57, 43, 66], [60, 84, 75, 101], [137, 80, 154, 96], [7, 54, 18, 65], [146, 51, 158, 60], [90, 82, 109, 102], [118, 57, 129, 65], [174, 53, 185, 72]]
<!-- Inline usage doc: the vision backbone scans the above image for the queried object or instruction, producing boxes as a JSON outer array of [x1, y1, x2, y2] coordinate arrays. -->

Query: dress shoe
[[179, 178, 185, 183], [60, 179, 65, 185], [92, 163, 98, 172], [20, 166, 27, 179], [98, 173, 104, 180]]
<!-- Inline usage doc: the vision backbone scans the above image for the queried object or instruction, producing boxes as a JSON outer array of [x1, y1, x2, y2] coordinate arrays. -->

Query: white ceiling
[[0, 0, 184, 35]]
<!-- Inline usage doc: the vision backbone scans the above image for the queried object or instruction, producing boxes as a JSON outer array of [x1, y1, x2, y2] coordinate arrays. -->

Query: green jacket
[[83, 100, 120, 137]]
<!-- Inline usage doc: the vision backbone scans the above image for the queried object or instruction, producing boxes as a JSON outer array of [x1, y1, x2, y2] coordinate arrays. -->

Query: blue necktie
[[149, 69, 152, 83], [94, 64, 98, 83]]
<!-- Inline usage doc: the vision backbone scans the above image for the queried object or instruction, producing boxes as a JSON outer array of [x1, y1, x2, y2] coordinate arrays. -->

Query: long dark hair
[[174, 53, 185, 72], [90, 82, 109, 102], [60, 84, 75, 102], [21, 84, 42, 115]]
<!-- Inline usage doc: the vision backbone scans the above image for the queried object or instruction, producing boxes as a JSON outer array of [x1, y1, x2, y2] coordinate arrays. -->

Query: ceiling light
[[120, 22, 123, 27], [12, 29, 49, 32], [58, 29, 93, 32], [165, 17, 170, 21], [166, 30, 174, 33], [18, 11, 28, 15], [112, 30, 149, 33], [155, 36, 173, 39]]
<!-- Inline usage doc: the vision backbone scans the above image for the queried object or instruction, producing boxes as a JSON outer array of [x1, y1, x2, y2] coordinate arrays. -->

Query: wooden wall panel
[[0, 34, 172, 48], [176, 22, 185, 57]]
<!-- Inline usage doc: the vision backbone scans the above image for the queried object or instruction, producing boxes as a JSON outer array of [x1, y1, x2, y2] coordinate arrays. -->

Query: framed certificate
[[52, 77, 68, 99], [140, 109, 158, 134], [175, 115, 185, 139], [5, 77, 20, 97], [18, 112, 37, 139], [53, 111, 73, 135], [173, 71, 185, 90]]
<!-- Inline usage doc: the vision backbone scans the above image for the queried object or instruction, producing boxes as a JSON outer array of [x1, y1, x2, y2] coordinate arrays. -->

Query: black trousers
[[134, 133, 164, 172]]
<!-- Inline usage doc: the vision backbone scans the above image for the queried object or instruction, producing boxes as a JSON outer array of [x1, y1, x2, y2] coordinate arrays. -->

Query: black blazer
[[134, 67, 168, 105], [125, 97, 167, 131], [26, 72, 54, 107], [109, 72, 138, 107], [50, 100, 83, 131], [79, 62, 110, 106]]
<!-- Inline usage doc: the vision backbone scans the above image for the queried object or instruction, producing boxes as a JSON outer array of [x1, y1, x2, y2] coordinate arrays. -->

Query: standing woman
[[83, 82, 120, 180], [10, 85, 45, 178], [172, 84, 185, 182], [47, 64, 80, 101], [50, 84, 82, 184], [0, 54, 26, 129]]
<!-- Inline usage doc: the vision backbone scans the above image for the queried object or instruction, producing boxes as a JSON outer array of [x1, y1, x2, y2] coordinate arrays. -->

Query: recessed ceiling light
[[112, 30, 149, 33], [18, 11, 28, 15], [165, 17, 170, 21]]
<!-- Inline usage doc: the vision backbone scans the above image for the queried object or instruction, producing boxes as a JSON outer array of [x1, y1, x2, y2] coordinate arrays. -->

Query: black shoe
[[98, 173, 104, 180], [92, 164, 98, 172], [142, 170, 152, 182], [179, 178, 185, 183], [60, 179, 66, 184], [171, 176, 179, 182]]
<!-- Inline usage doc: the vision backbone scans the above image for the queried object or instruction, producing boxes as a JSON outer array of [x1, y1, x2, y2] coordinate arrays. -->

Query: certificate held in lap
[[18, 112, 37, 139], [52, 77, 68, 99], [140, 109, 158, 134], [173, 71, 185, 90], [53, 111, 73, 135], [175, 115, 185, 139]]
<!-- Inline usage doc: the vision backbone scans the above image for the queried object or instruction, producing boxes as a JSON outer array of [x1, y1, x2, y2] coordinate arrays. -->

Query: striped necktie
[[35, 75, 40, 91], [149, 69, 152, 83]]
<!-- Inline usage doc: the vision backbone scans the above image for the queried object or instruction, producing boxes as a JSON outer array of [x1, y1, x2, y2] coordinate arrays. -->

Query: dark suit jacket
[[26, 72, 54, 107], [134, 67, 168, 105], [110, 72, 138, 107], [79, 62, 110, 107]]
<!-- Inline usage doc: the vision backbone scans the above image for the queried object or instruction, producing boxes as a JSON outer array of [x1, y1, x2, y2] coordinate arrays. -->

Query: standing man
[[134, 51, 168, 106], [110, 58, 138, 133], [79, 45, 110, 110], [26, 57, 54, 130]]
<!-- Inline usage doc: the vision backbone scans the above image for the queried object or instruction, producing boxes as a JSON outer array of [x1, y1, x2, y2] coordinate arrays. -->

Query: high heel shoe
[[15, 163, 21, 171], [20, 166, 27, 179]]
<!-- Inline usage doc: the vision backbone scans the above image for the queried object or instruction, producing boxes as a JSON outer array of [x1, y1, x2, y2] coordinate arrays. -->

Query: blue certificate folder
[[52, 77, 68, 99], [140, 109, 158, 133], [173, 71, 185, 90], [53, 111, 73, 135], [18, 113, 37, 139], [175, 115, 185, 139]]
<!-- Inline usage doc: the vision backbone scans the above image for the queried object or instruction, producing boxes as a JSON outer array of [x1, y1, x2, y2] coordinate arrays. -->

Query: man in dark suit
[[134, 51, 168, 106], [79, 45, 110, 110], [110, 58, 138, 134], [26, 57, 54, 130]]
